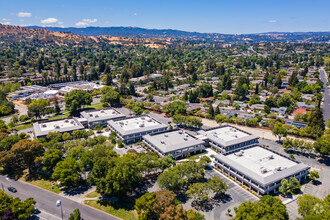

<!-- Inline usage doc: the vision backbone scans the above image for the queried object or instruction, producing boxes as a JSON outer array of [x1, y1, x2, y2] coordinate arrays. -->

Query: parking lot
[[113, 143, 147, 156]]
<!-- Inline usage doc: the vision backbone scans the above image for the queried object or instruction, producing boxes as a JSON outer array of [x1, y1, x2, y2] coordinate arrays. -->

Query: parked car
[[8, 187, 17, 193]]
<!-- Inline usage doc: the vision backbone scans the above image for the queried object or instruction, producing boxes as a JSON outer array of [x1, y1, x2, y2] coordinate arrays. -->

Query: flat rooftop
[[143, 130, 204, 154], [33, 117, 84, 137], [80, 108, 125, 122], [215, 145, 310, 187], [108, 115, 168, 136], [200, 126, 258, 147]]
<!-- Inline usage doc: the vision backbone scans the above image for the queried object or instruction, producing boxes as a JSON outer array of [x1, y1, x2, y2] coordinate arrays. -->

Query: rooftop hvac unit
[[101, 110, 105, 113], [147, 118, 152, 122], [95, 114, 99, 118], [184, 137, 188, 141], [41, 124, 47, 128], [141, 117, 145, 120], [268, 155, 274, 159], [161, 140, 165, 144], [55, 125, 60, 129], [164, 134, 168, 137], [70, 121, 74, 124], [89, 114, 93, 117], [139, 123, 145, 127], [64, 119, 69, 123], [179, 130, 183, 134], [260, 167, 267, 173], [235, 150, 244, 156], [275, 166, 281, 171]]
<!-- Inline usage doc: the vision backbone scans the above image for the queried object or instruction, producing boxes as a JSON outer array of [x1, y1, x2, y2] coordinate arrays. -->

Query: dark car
[[8, 187, 17, 193]]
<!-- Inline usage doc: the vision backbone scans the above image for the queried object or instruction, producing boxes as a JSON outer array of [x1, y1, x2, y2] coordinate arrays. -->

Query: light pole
[[1, 183, 4, 191], [56, 200, 63, 220]]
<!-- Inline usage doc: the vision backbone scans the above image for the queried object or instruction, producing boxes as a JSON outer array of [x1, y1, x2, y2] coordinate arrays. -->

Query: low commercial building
[[143, 129, 205, 159], [214, 145, 310, 195], [80, 108, 125, 127], [33, 117, 85, 139], [108, 115, 168, 143], [198, 125, 258, 153]]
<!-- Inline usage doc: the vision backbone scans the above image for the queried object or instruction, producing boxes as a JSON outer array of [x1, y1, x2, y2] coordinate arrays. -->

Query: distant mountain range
[[26, 26, 330, 42]]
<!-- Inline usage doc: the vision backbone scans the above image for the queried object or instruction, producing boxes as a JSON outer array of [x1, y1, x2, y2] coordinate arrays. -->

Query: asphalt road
[[0, 175, 120, 220], [320, 69, 330, 123]]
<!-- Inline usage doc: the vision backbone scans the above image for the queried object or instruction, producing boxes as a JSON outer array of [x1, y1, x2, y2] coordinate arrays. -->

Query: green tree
[[279, 179, 290, 195], [208, 103, 214, 119], [277, 93, 293, 107], [308, 107, 325, 137], [207, 176, 228, 196], [42, 149, 63, 173], [52, 157, 81, 188], [274, 74, 282, 88], [272, 122, 287, 142], [297, 194, 330, 219], [101, 87, 121, 107], [65, 90, 92, 114], [0, 191, 36, 220], [314, 134, 330, 156], [186, 182, 210, 203], [69, 209, 83, 220], [233, 195, 288, 220], [215, 114, 227, 123], [309, 171, 319, 183]]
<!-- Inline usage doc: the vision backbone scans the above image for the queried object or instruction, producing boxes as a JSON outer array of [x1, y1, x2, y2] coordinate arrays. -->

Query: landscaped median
[[20, 170, 61, 194], [84, 199, 137, 220]]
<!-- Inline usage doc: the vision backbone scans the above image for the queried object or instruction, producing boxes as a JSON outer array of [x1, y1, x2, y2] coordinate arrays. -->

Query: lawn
[[84, 200, 137, 220], [85, 191, 101, 198], [11, 123, 33, 131], [187, 151, 208, 160], [20, 171, 61, 194], [83, 102, 104, 110]]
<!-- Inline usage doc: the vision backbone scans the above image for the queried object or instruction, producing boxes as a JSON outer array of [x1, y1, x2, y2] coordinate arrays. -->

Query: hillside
[[0, 24, 171, 48], [27, 26, 330, 42]]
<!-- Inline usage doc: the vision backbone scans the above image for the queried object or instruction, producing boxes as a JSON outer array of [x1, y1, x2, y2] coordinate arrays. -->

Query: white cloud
[[1, 18, 10, 25], [40, 17, 63, 25], [133, 13, 138, 16], [75, 18, 97, 27], [268, 19, 277, 23], [17, 12, 32, 18]]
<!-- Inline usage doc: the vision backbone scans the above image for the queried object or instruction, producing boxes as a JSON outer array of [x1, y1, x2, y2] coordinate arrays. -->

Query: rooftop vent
[[164, 134, 168, 137], [89, 114, 93, 117], [268, 155, 274, 160], [41, 124, 47, 128], [95, 114, 99, 118], [64, 119, 69, 123], [141, 117, 145, 120], [147, 118, 152, 122], [139, 123, 145, 127], [184, 137, 188, 141], [100, 110, 105, 113], [55, 125, 60, 129], [179, 130, 183, 134], [161, 140, 165, 144]]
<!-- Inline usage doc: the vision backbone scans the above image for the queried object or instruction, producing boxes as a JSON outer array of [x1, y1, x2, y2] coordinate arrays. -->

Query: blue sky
[[1, 0, 329, 34]]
